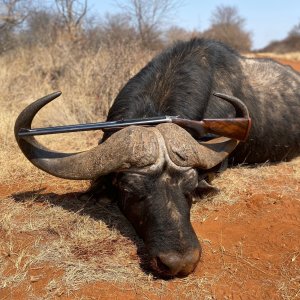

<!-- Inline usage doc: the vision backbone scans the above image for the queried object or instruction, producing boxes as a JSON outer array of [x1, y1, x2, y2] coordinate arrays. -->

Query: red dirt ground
[[276, 59, 300, 72], [1, 59, 300, 299], [1, 161, 299, 299]]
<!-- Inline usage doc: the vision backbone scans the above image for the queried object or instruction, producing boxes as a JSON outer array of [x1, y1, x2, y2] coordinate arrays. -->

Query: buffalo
[[15, 39, 300, 277]]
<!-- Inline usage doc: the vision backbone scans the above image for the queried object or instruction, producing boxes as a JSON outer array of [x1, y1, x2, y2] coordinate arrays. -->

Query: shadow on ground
[[11, 188, 155, 276]]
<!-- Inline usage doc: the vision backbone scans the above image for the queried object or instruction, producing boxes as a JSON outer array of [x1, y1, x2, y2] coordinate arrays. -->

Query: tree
[[164, 26, 200, 45], [203, 5, 252, 52], [22, 9, 62, 46], [0, 0, 30, 52], [288, 20, 300, 37], [260, 20, 300, 53], [210, 5, 244, 27], [116, 0, 181, 49], [0, 0, 28, 30], [102, 13, 137, 44], [55, 0, 87, 41]]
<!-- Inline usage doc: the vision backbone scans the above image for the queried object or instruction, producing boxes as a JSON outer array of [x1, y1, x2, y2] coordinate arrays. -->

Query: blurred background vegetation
[[1, 0, 299, 54], [0, 0, 299, 182]]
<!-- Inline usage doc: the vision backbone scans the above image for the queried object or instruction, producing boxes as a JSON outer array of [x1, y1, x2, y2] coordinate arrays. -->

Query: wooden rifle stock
[[172, 118, 251, 141]]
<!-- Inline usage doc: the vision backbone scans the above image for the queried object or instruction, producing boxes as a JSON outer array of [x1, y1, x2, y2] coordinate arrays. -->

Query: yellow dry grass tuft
[[255, 52, 300, 61], [0, 41, 153, 183], [244, 52, 300, 62]]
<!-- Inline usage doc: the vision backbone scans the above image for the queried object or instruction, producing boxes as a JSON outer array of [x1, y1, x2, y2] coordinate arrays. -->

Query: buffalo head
[[15, 91, 248, 277]]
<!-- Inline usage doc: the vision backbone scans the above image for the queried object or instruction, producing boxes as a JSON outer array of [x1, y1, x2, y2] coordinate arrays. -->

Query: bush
[[259, 35, 300, 53], [203, 5, 252, 52]]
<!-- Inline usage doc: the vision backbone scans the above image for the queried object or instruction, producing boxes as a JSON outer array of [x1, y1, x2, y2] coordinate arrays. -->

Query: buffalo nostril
[[179, 249, 200, 276], [157, 252, 183, 276], [155, 249, 200, 276]]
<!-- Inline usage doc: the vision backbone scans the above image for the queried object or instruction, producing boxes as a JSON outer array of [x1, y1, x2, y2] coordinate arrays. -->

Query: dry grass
[[0, 42, 299, 299], [1, 158, 299, 298], [0, 41, 153, 183], [256, 52, 300, 61], [0, 182, 212, 298], [245, 51, 300, 61], [191, 157, 300, 221]]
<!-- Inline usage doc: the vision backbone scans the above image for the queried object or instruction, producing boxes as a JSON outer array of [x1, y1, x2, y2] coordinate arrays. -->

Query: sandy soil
[[276, 59, 300, 73], [1, 59, 299, 300]]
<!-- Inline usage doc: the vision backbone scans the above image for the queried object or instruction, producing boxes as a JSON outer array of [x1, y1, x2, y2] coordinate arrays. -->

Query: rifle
[[18, 115, 251, 142]]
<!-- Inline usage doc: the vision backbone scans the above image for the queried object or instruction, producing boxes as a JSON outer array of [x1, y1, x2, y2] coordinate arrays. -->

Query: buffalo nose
[[156, 249, 200, 277]]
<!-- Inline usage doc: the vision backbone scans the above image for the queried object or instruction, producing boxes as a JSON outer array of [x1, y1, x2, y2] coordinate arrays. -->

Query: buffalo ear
[[79, 174, 118, 202], [193, 156, 228, 201], [193, 178, 220, 202]]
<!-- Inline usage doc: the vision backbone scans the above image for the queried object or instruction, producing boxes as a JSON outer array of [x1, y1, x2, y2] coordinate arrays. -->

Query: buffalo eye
[[113, 172, 147, 203], [180, 169, 199, 193], [178, 169, 199, 205]]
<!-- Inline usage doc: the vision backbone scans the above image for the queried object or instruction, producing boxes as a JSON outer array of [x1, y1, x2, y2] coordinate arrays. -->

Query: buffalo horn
[[213, 92, 250, 118], [157, 123, 238, 169], [14, 92, 159, 180], [158, 92, 250, 170], [158, 93, 250, 169]]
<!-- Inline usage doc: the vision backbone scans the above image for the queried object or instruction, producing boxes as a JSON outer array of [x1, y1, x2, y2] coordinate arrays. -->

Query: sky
[[88, 0, 300, 50]]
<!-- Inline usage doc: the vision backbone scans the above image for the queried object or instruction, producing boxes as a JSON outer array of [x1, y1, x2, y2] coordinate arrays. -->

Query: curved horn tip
[[212, 91, 250, 118], [51, 90, 62, 97], [212, 91, 243, 104], [14, 91, 63, 138]]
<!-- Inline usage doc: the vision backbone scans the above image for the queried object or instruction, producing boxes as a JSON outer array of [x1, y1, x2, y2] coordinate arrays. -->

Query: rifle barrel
[[18, 116, 174, 136]]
